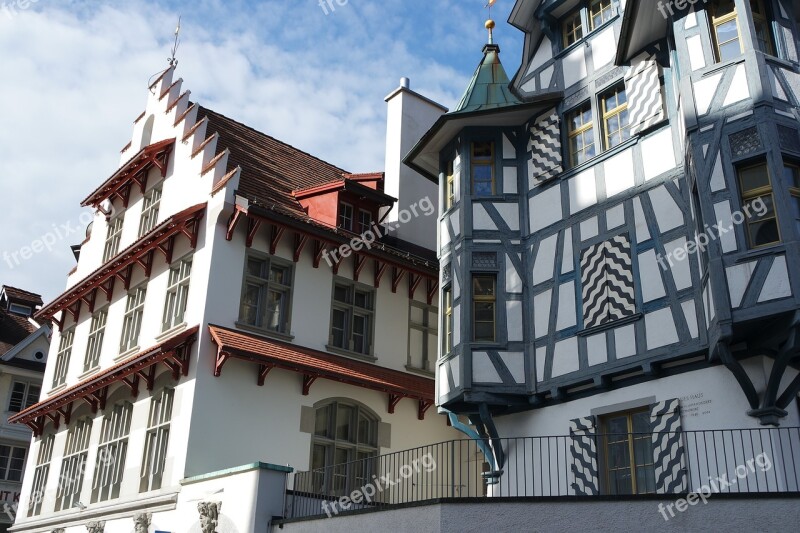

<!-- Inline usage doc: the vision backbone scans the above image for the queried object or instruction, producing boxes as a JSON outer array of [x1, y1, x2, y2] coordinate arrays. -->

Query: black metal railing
[[285, 427, 800, 519]]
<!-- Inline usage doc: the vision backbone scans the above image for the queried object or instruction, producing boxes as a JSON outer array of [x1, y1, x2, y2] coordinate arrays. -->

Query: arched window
[[140, 115, 155, 148], [310, 400, 379, 495]]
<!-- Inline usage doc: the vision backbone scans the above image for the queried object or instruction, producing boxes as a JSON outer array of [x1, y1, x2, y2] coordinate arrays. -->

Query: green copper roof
[[453, 44, 521, 114]]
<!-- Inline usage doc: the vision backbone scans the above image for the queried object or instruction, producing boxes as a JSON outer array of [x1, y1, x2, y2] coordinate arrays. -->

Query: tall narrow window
[[8, 381, 40, 412], [443, 287, 453, 355], [738, 161, 780, 248], [138, 186, 162, 237], [601, 84, 630, 149], [589, 0, 614, 29], [55, 418, 92, 511], [53, 329, 75, 387], [408, 302, 438, 371], [162, 257, 192, 332], [472, 275, 496, 342], [103, 215, 124, 263], [310, 401, 378, 496], [784, 161, 800, 222], [357, 209, 373, 234], [445, 160, 455, 210], [563, 10, 583, 47], [84, 310, 108, 371], [28, 434, 54, 517], [338, 203, 354, 231], [92, 402, 133, 503], [601, 409, 655, 495], [330, 282, 375, 355], [239, 254, 293, 334], [711, 0, 742, 62], [0, 445, 27, 481], [568, 103, 595, 167], [471, 142, 495, 197], [750, 0, 774, 55], [120, 286, 147, 353], [140, 388, 174, 492]]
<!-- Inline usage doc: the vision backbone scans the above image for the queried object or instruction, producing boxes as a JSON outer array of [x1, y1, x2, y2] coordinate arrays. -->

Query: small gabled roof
[[1, 286, 43, 307], [616, 0, 670, 65], [453, 44, 522, 114]]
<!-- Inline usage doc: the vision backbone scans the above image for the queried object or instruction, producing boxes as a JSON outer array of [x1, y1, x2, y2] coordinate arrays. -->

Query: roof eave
[[615, 0, 669, 65]]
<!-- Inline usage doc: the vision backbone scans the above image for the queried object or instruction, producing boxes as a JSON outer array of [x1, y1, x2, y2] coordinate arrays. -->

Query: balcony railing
[[285, 427, 800, 519]]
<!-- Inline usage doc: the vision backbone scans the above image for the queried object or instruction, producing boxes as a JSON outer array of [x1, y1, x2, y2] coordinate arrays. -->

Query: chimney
[[383, 78, 447, 251]]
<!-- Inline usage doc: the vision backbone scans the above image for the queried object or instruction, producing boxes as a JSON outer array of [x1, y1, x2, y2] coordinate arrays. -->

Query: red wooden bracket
[[257, 364, 275, 387], [226, 209, 244, 241], [157, 236, 175, 264], [87, 387, 108, 411], [270, 226, 285, 255], [418, 399, 433, 420], [121, 374, 141, 398], [98, 278, 115, 302], [52, 311, 65, 331], [426, 279, 439, 306], [67, 299, 82, 322], [354, 254, 367, 282], [131, 172, 147, 196], [374, 261, 387, 288], [81, 395, 99, 414], [44, 411, 61, 430], [135, 365, 157, 391], [313, 240, 326, 269], [26, 417, 45, 437], [246, 218, 262, 248], [388, 394, 403, 414], [214, 350, 230, 378], [302, 374, 318, 396], [56, 403, 73, 425], [115, 264, 133, 291], [293, 234, 309, 263], [408, 274, 423, 300], [134, 250, 154, 278], [391, 267, 406, 294], [180, 218, 201, 249], [80, 290, 97, 314], [163, 348, 190, 380]]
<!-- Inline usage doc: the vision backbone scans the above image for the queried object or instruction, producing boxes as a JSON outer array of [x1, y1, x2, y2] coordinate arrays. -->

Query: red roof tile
[[2, 286, 43, 306]]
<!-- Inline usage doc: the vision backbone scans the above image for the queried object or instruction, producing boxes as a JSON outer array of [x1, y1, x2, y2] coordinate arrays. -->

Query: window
[[8, 303, 31, 316], [601, 84, 630, 149], [140, 388, 174, 492], [471, 141, 495, 197], [738, 161, 780, 248], [53, 329, 75, 388], [472, 275, 496, 342], [445, 160, 455, 210], [310, 401, 378, 496], [338, 203, 354, 231], [358, 209, 373, 234], [589, 0, 614, 29], [8, 381, 40, 412], [55, 418, 92, 511], [443, 287, 453, 355], [138, 186, 162, 237], [563, 10, 583, 47], [28, 434, 54, 517], [711, 0, 742, 62], [120, 286, 147, 353], [409, 302, 438, 371], [239, 254, 293, 334], [601, 409, 655, 495], [84, 310, 108, 372], [330, 282, 375, 355], [102, 215, 124, 263], [92, 402, 133, 503], [784, 162, 800, 222], [568, 103, 596, 167], [0, 445, 27, 482], [162, 257, 192, 331], [580, 235, 636, 329]]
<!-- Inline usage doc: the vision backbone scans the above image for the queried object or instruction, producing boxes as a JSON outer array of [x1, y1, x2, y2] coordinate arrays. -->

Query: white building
[[0, 287, 49, 532], [9, 65, 460, 532]]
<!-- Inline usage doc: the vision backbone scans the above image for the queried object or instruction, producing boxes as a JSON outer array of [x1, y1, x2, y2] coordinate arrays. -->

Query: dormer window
[[561, 0, 615, 49], [338, 203, 354, 231], [8, 303, 31, 316], [357, 209, 372, 234], [471, 141, 495, 197]]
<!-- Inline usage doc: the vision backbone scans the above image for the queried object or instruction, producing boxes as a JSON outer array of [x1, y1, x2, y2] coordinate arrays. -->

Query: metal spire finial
[[484, 0, 497, 44], [168, 16, 181, 67]]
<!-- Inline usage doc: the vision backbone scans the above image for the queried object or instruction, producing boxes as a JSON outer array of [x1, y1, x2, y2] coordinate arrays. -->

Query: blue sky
[[0, 0, 523, 301]]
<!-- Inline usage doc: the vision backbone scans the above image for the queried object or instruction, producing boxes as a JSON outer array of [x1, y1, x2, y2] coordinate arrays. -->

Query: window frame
[[0, 444, 27, 482], [338, 202, 354, 231], [470, 141, 496, 197], [53, 328, 75, 388], [91, 401, 133, 503], [710, 0, 744, 63], [472, 274, 497, 343], [55, 418, 92, 512], [120, 285, 147, 353], [28, 433, 54, 517], [8, 380, 40, 413], [140, 388, 174, 493], [567, 102, 596, 168], [329, 280, 376, 357], [442, 286, 453, 356], [589, 0, 614, 30], [784, 160, 800, 222], [8, 303, 31, 316], [138, 185, 163, 238], [563, 9, 584, 47], [408, 301, 438, 371], [599, 408, 656, 495], [162, 256, 193, 332], [600, 83, 631, 150], [84, 308, 108, 372], [737, 159, 781, 249], [238, 251, 295, 335], [102, 214, 124, 263], [445, 159, 455, 211]]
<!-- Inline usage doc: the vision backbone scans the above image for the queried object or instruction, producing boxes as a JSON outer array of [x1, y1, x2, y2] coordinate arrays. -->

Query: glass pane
[[633, 437, 654, 465], [266, 290, 284, 331], [472, 142, 493, 159], [474, 322, 495, 341], [637, 465, 656, 494], [473, 180, 493, 197], [739, 164, 770, 193], [358, 413, 376, 446], [474, 302, 495, 322], [745, 194, 775, 222], [606, 416, 628, 439], [748, 218, 779, 247], [334, 285, 350, 303], [247, 259, 266, 278], [473, 276, 495, 297], [354, 290, 371, 310], [336, 405, 353, 441], [609, 469, 633, 495], [608, 441, 630, 468], [473, 164, 493, 184], [718, 39, 741, 62], [315, 406, 330, 437], [631, 412, 650, 434], [783, 165, 800, 189], [332, 309, 347, 348]]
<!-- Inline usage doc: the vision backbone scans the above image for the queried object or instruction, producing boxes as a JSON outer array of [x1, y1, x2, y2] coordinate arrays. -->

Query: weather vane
[[168, 16, 181, 67], [484, 0, 497, 44]]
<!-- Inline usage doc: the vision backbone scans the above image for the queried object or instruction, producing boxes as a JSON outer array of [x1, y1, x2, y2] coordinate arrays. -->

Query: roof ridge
[[2, 286, 42, 298], [198, 106, 349, 174]]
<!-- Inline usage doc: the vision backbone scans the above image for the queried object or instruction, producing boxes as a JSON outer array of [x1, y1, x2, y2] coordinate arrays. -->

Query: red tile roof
[[2, 286, 43, 307], [208, 325, 434, 402], [0, 309, 38, 356]]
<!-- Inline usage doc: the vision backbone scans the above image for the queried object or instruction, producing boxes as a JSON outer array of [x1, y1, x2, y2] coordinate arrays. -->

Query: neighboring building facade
[[9, 65, 459, 531], [406, 0, 800, 496], [0, 287, 48, 532]]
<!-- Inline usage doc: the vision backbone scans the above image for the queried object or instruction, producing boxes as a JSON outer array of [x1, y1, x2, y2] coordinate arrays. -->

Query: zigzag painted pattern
[[570, 417, 599, 495], [626, 56, 664, 135], [528, 111, 562, 184], [651, 399, 688, 494], [581, 236, 635, 329]]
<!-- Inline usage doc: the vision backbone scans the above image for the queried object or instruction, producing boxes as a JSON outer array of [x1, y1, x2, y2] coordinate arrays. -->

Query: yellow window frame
[[472, 275, 496, 342], [445, 160, 455, 210], [563, 10, 583, 47], [443, 287, 453, 354], [750, 0, 774, 55], [601, 84, 629, 150], [589, 0, 614, 30], [471, 142, 496, 196], [737, 160, 781, 249], [601, 409, 656, 495], [711, 0, 743, 62], [568, 104, 595, 168], [784, 161, 800, 220]]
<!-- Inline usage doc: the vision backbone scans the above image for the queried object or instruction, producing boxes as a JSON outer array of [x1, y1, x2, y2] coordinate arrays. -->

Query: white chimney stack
[[383, 78, 447, 251]]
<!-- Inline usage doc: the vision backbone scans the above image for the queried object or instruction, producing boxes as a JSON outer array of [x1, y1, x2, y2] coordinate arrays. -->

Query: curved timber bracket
[[447, 403, 505, 483]]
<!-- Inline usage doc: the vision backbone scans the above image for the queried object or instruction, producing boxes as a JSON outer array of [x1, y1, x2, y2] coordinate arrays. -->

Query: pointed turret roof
[[453, 44, 521, 114]]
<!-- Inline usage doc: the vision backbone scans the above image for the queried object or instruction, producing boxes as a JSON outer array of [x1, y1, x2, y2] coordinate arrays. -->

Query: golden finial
[[484, 0, 497, 44]]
